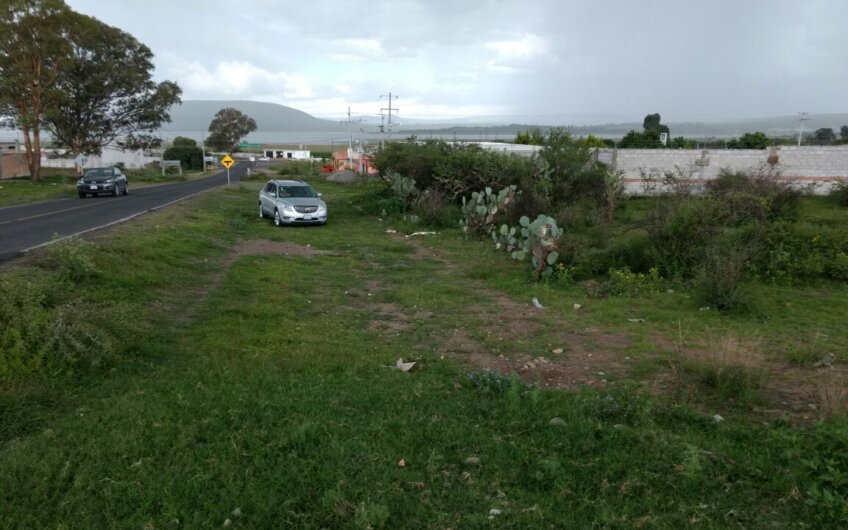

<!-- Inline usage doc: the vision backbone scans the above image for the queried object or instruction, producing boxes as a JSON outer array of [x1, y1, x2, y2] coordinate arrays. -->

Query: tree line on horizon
[[515, 114, 848, 149]]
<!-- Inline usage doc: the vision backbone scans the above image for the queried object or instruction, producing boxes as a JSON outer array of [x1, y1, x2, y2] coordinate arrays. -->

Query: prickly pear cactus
[[460, 185, 519, 238], [507, 214, 562, 278]]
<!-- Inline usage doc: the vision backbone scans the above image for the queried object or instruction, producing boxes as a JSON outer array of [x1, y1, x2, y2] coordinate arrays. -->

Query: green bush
[[37, 238, 98, 283], [414, 189, 458, 228], [162, 145, 203, 170], [695, 242, 750, 311], [645, 197, 722, 278], [602, 266, 663, 296], [750, 221, 848, 282], [831, 180, 848, 207]]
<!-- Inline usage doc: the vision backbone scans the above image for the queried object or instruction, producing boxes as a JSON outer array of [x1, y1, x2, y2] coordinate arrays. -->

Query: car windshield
[[279, 185, 316, 198], [84, 168, 113, 178]]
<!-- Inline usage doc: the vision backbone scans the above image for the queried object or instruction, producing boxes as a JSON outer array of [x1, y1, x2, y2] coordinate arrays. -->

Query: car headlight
[[76, 178, 83, 185], [280, 203, 295, 212], [105, 178, 115, 184]]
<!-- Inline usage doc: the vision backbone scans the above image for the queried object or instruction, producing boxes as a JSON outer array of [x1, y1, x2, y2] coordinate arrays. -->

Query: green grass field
[[1, 178, 846, 528]]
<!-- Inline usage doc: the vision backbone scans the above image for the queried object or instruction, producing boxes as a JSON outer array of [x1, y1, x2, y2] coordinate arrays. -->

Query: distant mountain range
[[162, 100, 848, 139], [160, 100, 341, 134]]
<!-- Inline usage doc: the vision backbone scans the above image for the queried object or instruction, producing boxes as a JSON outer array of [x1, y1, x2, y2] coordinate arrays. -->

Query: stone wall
[[598, 146, 848, 194]]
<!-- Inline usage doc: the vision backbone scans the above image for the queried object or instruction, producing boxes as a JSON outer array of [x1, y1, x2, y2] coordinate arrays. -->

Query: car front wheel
[[258, 203, 265, 218], [78, 191, 86, 198], [274, 209, 283, 227]]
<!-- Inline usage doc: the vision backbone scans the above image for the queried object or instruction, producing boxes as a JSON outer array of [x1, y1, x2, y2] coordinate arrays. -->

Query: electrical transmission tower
[[380, 92, 399, 140], [797, 112, 810, 146], [340, 106, 361, 169]]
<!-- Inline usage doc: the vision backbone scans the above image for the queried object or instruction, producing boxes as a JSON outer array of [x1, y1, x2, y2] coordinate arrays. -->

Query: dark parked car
[[77, 167, 128, 198]]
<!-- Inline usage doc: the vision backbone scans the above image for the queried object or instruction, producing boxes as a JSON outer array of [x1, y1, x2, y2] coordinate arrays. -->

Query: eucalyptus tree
[[0, 0, 73, 180], [205, 108, 258, 153], [44, 12, 181, 160]]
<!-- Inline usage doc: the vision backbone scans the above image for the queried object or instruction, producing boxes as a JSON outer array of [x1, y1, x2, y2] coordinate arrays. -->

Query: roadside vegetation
[[0, 166, 214, 207], [1, 141, 847, 526]]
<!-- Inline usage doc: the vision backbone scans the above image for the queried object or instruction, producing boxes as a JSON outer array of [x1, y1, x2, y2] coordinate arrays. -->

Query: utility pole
[[797, 112, 810, 146], [380, 92, 399, 141], [340, 107, 361, 171]]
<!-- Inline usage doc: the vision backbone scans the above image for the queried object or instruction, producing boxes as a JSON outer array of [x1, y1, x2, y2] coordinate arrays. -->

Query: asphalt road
[[0, 162, 248, 262]]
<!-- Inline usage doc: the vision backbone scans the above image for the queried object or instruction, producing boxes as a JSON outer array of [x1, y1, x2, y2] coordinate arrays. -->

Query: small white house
[[263, 149, 311, 160]]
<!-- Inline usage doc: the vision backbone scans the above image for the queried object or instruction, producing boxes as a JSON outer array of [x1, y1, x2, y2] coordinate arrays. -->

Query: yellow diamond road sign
[[220, 155, 235, 169]]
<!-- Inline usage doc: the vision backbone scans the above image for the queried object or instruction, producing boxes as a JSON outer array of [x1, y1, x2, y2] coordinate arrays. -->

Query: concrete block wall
[[599, 146, 848, 195]]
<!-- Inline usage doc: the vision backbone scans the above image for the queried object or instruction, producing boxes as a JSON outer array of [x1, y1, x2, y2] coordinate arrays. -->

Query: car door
[[261, 182, 276, 214]]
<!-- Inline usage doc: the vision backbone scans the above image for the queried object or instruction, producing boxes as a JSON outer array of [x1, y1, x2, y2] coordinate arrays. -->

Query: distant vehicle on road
[[77, 167, 128, 198], [258, 179, 327, 226]]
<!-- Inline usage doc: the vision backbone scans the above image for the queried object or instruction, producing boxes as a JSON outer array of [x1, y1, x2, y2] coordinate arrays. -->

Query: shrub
[[750, 221, 848, 282], [434, 145, 534, 199], [830, 179, 848, 207], [645, 197, 722, 278], [414, 189, 458, 228], [695, 242, 750, 311], [602, 267, 663, 297], [162, 145, 203, 170], [38, 238, 98, 283]]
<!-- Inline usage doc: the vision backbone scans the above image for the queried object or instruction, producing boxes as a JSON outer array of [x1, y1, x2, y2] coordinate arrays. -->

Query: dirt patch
[[232, 239, 329, 259], [326, 169, 360, 184], [366, 302, 435, 336]]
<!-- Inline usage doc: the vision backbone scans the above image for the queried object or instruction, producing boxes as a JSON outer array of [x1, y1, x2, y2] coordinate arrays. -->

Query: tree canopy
[[643, 113, 670, 136], [0, 0, 74, 179], [514, 127, 546, 146], [0, 0, 180, 179], [205, 108, 258, 153], [43, 12, 181, 158], [727, 131, 770, 149], [812, 128, 836, 145]]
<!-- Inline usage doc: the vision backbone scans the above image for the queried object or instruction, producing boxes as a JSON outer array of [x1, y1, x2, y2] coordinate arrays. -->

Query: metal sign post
[[220, 155, 235, 187]]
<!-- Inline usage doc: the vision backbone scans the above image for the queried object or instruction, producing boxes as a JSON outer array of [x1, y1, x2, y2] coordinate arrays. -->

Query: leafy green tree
[[172, 136, 197, 147], [205, 108, 257, 153], [0, 0, 74, 180], [812, 127, 835, 145], [578, 134, 609, 148], [643, 113, 670, 136], [514, 127, 546, 145], [618, 129, 662, 148], [163, 145, 202, 170], [43, 13, 181, 159], [117, 133, 161, 154], [727, 131, 770, 149]]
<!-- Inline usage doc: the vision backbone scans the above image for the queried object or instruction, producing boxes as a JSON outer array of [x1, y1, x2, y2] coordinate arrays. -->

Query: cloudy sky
[[65, 0, 847, 124]]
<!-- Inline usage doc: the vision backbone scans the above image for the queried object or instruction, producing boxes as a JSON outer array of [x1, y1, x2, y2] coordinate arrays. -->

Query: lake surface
[[0, 129, 514, 146]]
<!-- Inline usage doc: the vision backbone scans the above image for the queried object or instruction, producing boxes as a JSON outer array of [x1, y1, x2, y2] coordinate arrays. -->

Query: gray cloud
[[65, 0, 847, 123]]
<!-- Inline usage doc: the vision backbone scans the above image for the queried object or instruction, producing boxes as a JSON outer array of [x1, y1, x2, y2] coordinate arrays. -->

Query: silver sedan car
[[258, 179, 327, 226]]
